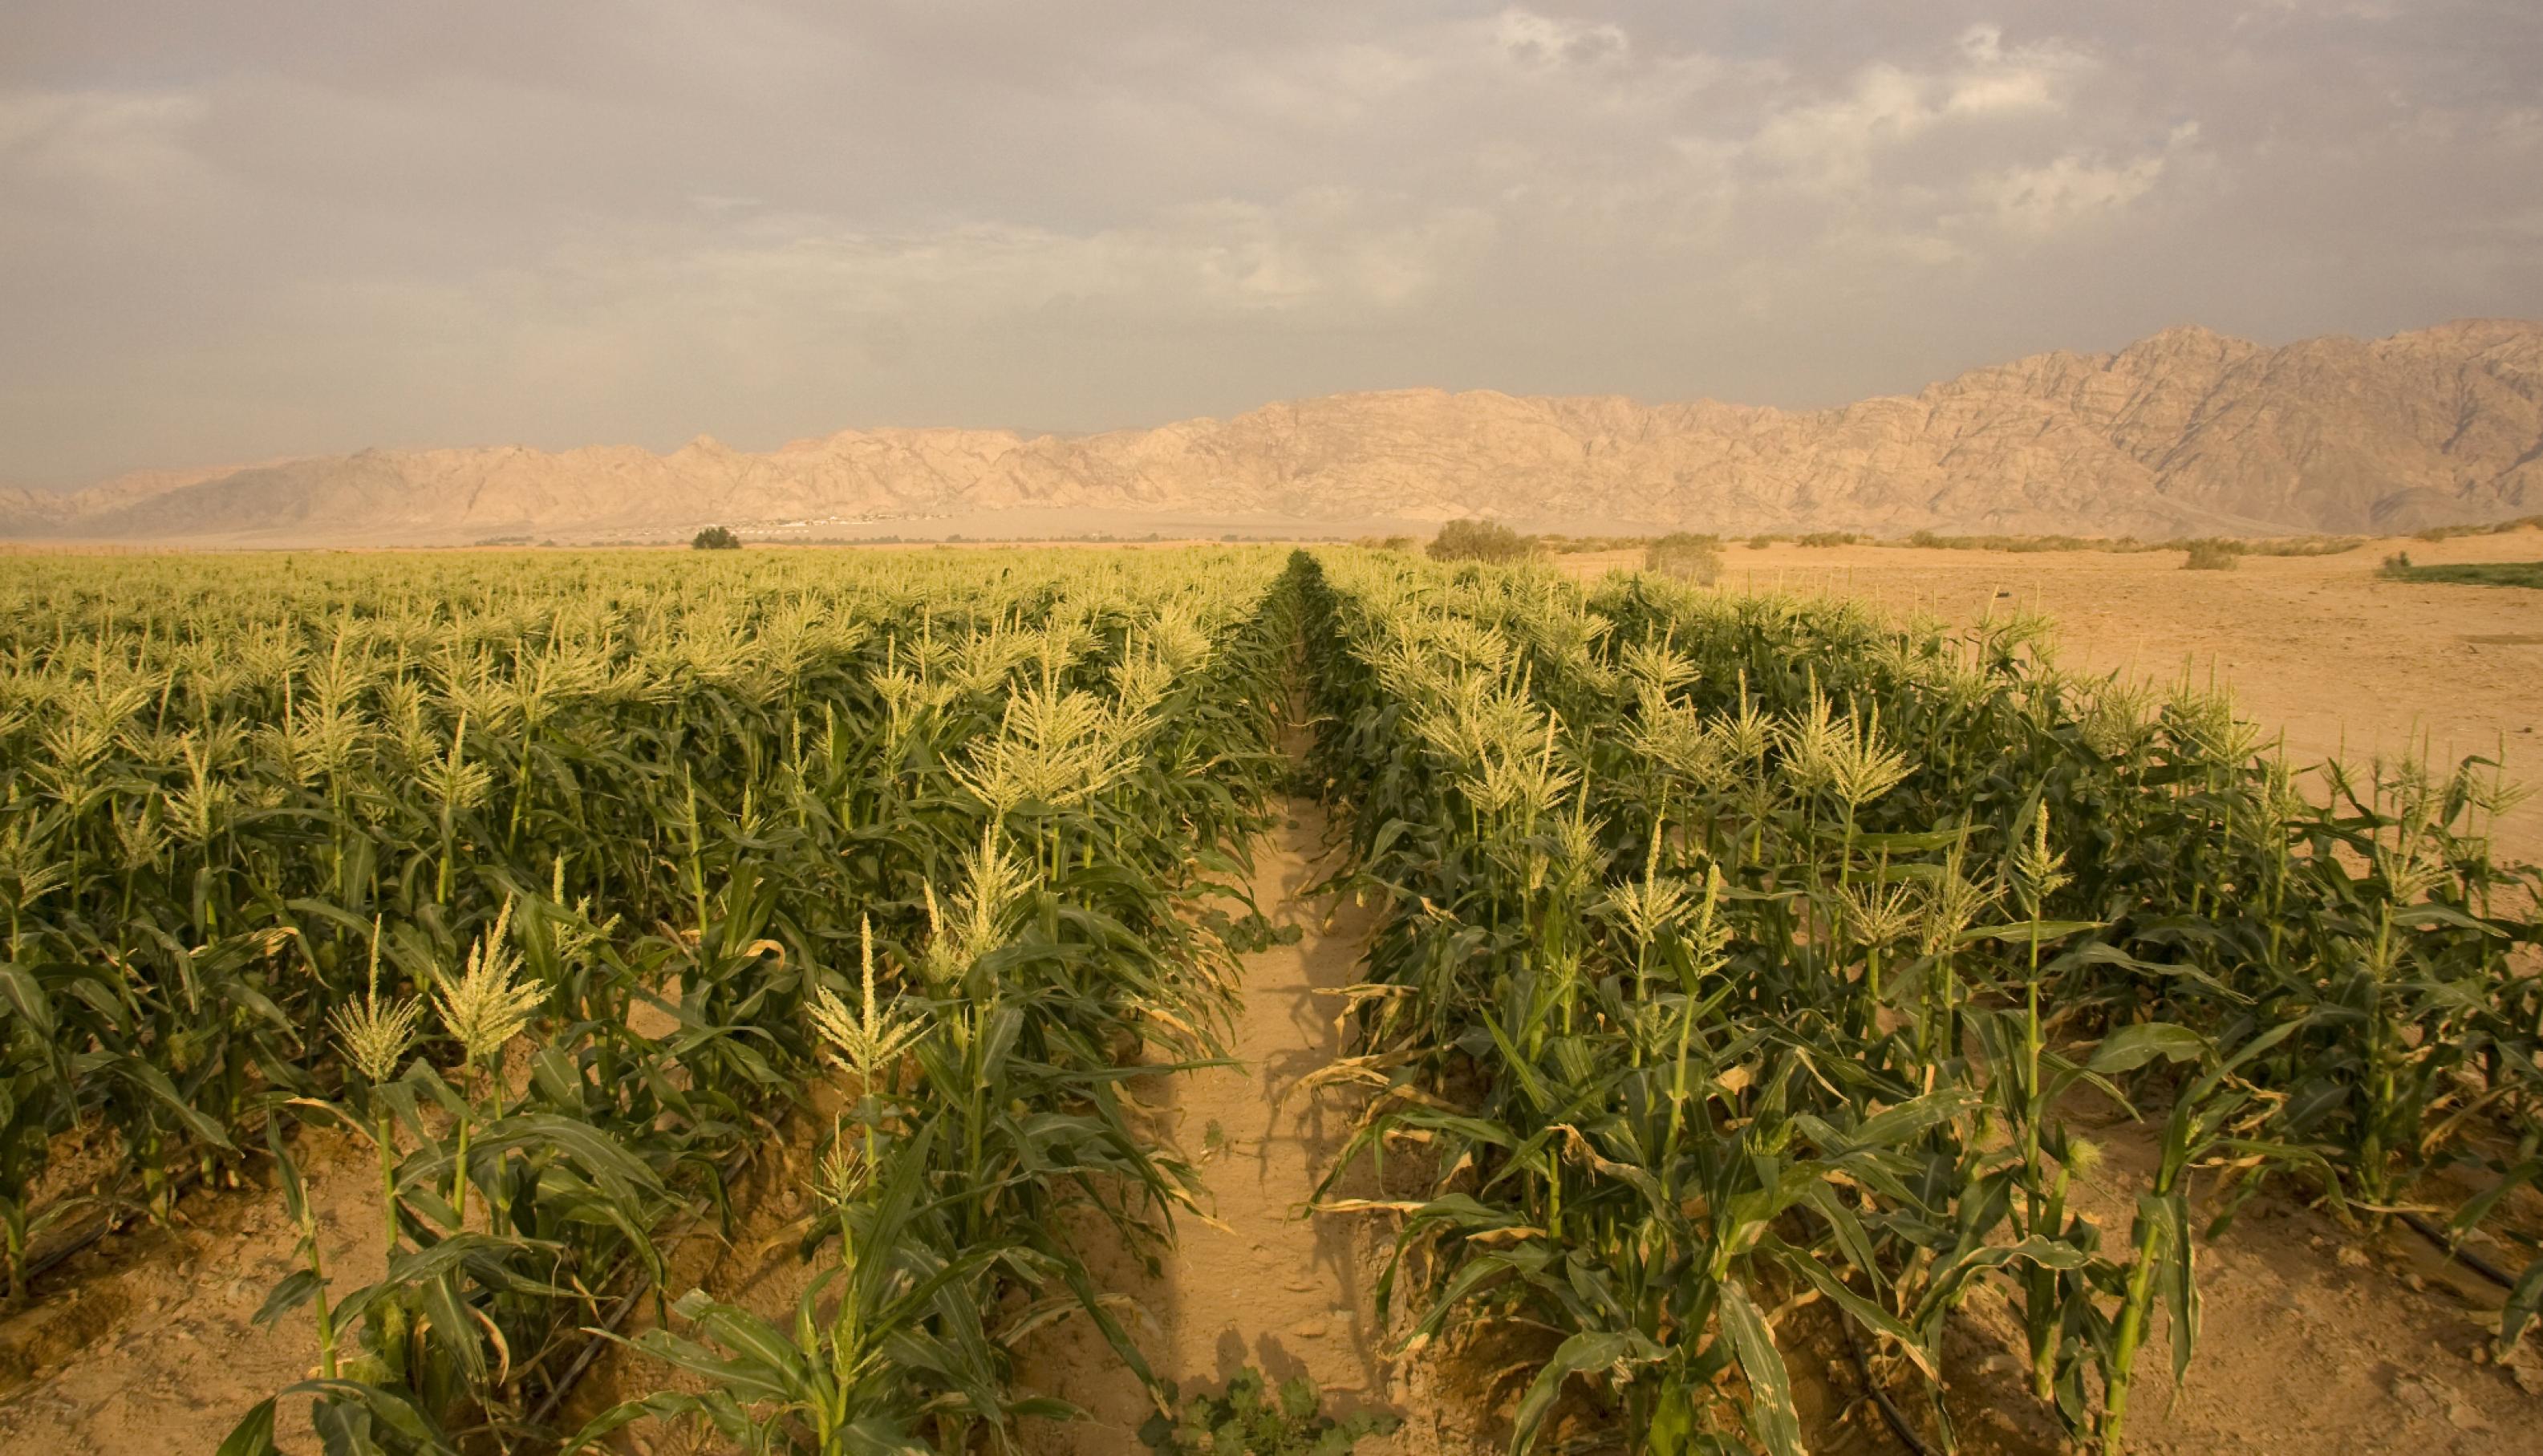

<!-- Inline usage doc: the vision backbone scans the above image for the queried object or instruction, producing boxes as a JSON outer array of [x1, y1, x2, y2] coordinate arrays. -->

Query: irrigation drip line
[[20, 1094, 761, 1442], [2397, 1210, 2521, 1290], [23, 1142, 238, 1284], [520, 1134, 765, 1434], [24, 1180, 184, 1284], [1839, 1314, 1936, 1456], [22, 1078, 365, 1287]]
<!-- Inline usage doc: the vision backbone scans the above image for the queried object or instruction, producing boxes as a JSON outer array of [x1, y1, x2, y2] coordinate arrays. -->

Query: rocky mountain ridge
[[6, 319, 2537, 544]]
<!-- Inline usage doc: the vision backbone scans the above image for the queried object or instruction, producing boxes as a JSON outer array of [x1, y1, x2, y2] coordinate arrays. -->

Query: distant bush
[[2241, 535, 2363, 557], [1893, 529, 2359, 558], [1907, 529, 2135, 554], [1426, 518, 1535, 564], [2411, 517, 2543, 542], [1795, 531, 1864, 548], [1537, 533, 1648, 554], [1746, 533, 1784, 549], [691, 525, 741, 550], [2381, 551, 2543, 588], [1644, 532, 1723, 585], [2181, 539, 2241, 570]]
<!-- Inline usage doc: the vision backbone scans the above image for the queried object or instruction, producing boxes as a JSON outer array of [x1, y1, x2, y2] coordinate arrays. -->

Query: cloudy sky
[[4, 2, 2539, 483]]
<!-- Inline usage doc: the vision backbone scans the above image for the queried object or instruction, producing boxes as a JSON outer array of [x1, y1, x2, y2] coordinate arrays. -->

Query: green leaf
[[1835, 1087, 1975, 1154], [1957, 919, 2103, 947], [2500, 1255, 2543, 1348], [1769, 1248, 1934, 1380], [2085, 1022, 2208, 1076], [2392, 903, 2500, 935], [1367, 817, 1419, 864], [1646, 1382, 1697, 1456], [107, 1056, 234, 1150], [1851, 828, 1971, 852], [2154, 1190, 2199, 1386], [251, 1267, 322, 1328], [0, 967, 55, 1040], [1718, 1279, 1803, 1456], [276, 1378, 459, 1452], [214, 1397, 281, 1456], [1510, 1329, 1665, 1454], [1279, 1373, 1319, 1422], [266, 1121, 308, 1227]]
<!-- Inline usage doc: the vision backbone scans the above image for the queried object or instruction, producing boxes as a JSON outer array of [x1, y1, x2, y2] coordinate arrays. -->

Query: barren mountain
[[6, 320, 2537, 545]]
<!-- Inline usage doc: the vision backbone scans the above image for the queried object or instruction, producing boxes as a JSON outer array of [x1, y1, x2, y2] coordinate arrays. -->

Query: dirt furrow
[[1020, 793, 1486, 1454]]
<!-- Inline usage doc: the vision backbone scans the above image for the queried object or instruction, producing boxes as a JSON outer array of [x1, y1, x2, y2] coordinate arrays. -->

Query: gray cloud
[[2, 0, 2539, 481]]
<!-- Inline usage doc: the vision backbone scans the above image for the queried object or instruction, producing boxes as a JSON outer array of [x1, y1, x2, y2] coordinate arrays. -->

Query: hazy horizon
[[6, 2, 2540, 485], [10, 314, 2533, 494]]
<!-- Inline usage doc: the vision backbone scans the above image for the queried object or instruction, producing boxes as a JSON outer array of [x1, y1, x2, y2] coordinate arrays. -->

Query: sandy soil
[[1560, 529, 2543, 864], [0, 1125, 384, 1453], [1813, 1101, 2543, 1456], [1016, 794, 1492, 1455]]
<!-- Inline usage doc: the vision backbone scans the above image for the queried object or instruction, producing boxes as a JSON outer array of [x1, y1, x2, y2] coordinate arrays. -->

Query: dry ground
[[1013, 794, 1483, 1455], [0, 1125, 385, 1452]]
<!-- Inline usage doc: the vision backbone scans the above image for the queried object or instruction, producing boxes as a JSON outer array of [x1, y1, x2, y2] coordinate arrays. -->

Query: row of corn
[[1296, 548, 2541, 1454], [0, 547, 1296, 1452]]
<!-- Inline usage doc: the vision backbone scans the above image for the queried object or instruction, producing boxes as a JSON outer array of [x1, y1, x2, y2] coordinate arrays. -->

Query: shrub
[[2181, 539, 2241, 570], [1426, 518, 1534, 564], [2403, 517, 2542, 541], [2381, 554, 2543, 588], [691, 525, 741, 550], [1539, 534, 1646, 554], [1644, 532, 1723, 585], [1142, 1367, 1397, 1453], [1795, 530, 1864, 548], [2245, 535, 2364, 558]]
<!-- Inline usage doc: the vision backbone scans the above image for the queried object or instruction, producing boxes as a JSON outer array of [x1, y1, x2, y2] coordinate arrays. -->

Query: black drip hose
[[24, 1160, 218, 1284], [15, 1121, 751, 1446], [2397, 1209, 2521, 1290], [522, 1135, 770, 1433], [1839, 1316, 1937, 1456], [24, 1096, 339, 1288], [1819, 1212, 2514, 1456]]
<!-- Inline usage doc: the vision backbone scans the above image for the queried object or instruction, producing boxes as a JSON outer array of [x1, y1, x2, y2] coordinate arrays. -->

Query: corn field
[[1296, 548, 2542, 1454], [0, 545, 2535, 1454], [0, 548, 1296, 1454]]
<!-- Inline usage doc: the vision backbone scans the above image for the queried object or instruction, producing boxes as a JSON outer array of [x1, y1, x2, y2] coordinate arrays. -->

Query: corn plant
[[1296, 547, 2541, 1454], [0, 548, 1296, 1450]]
